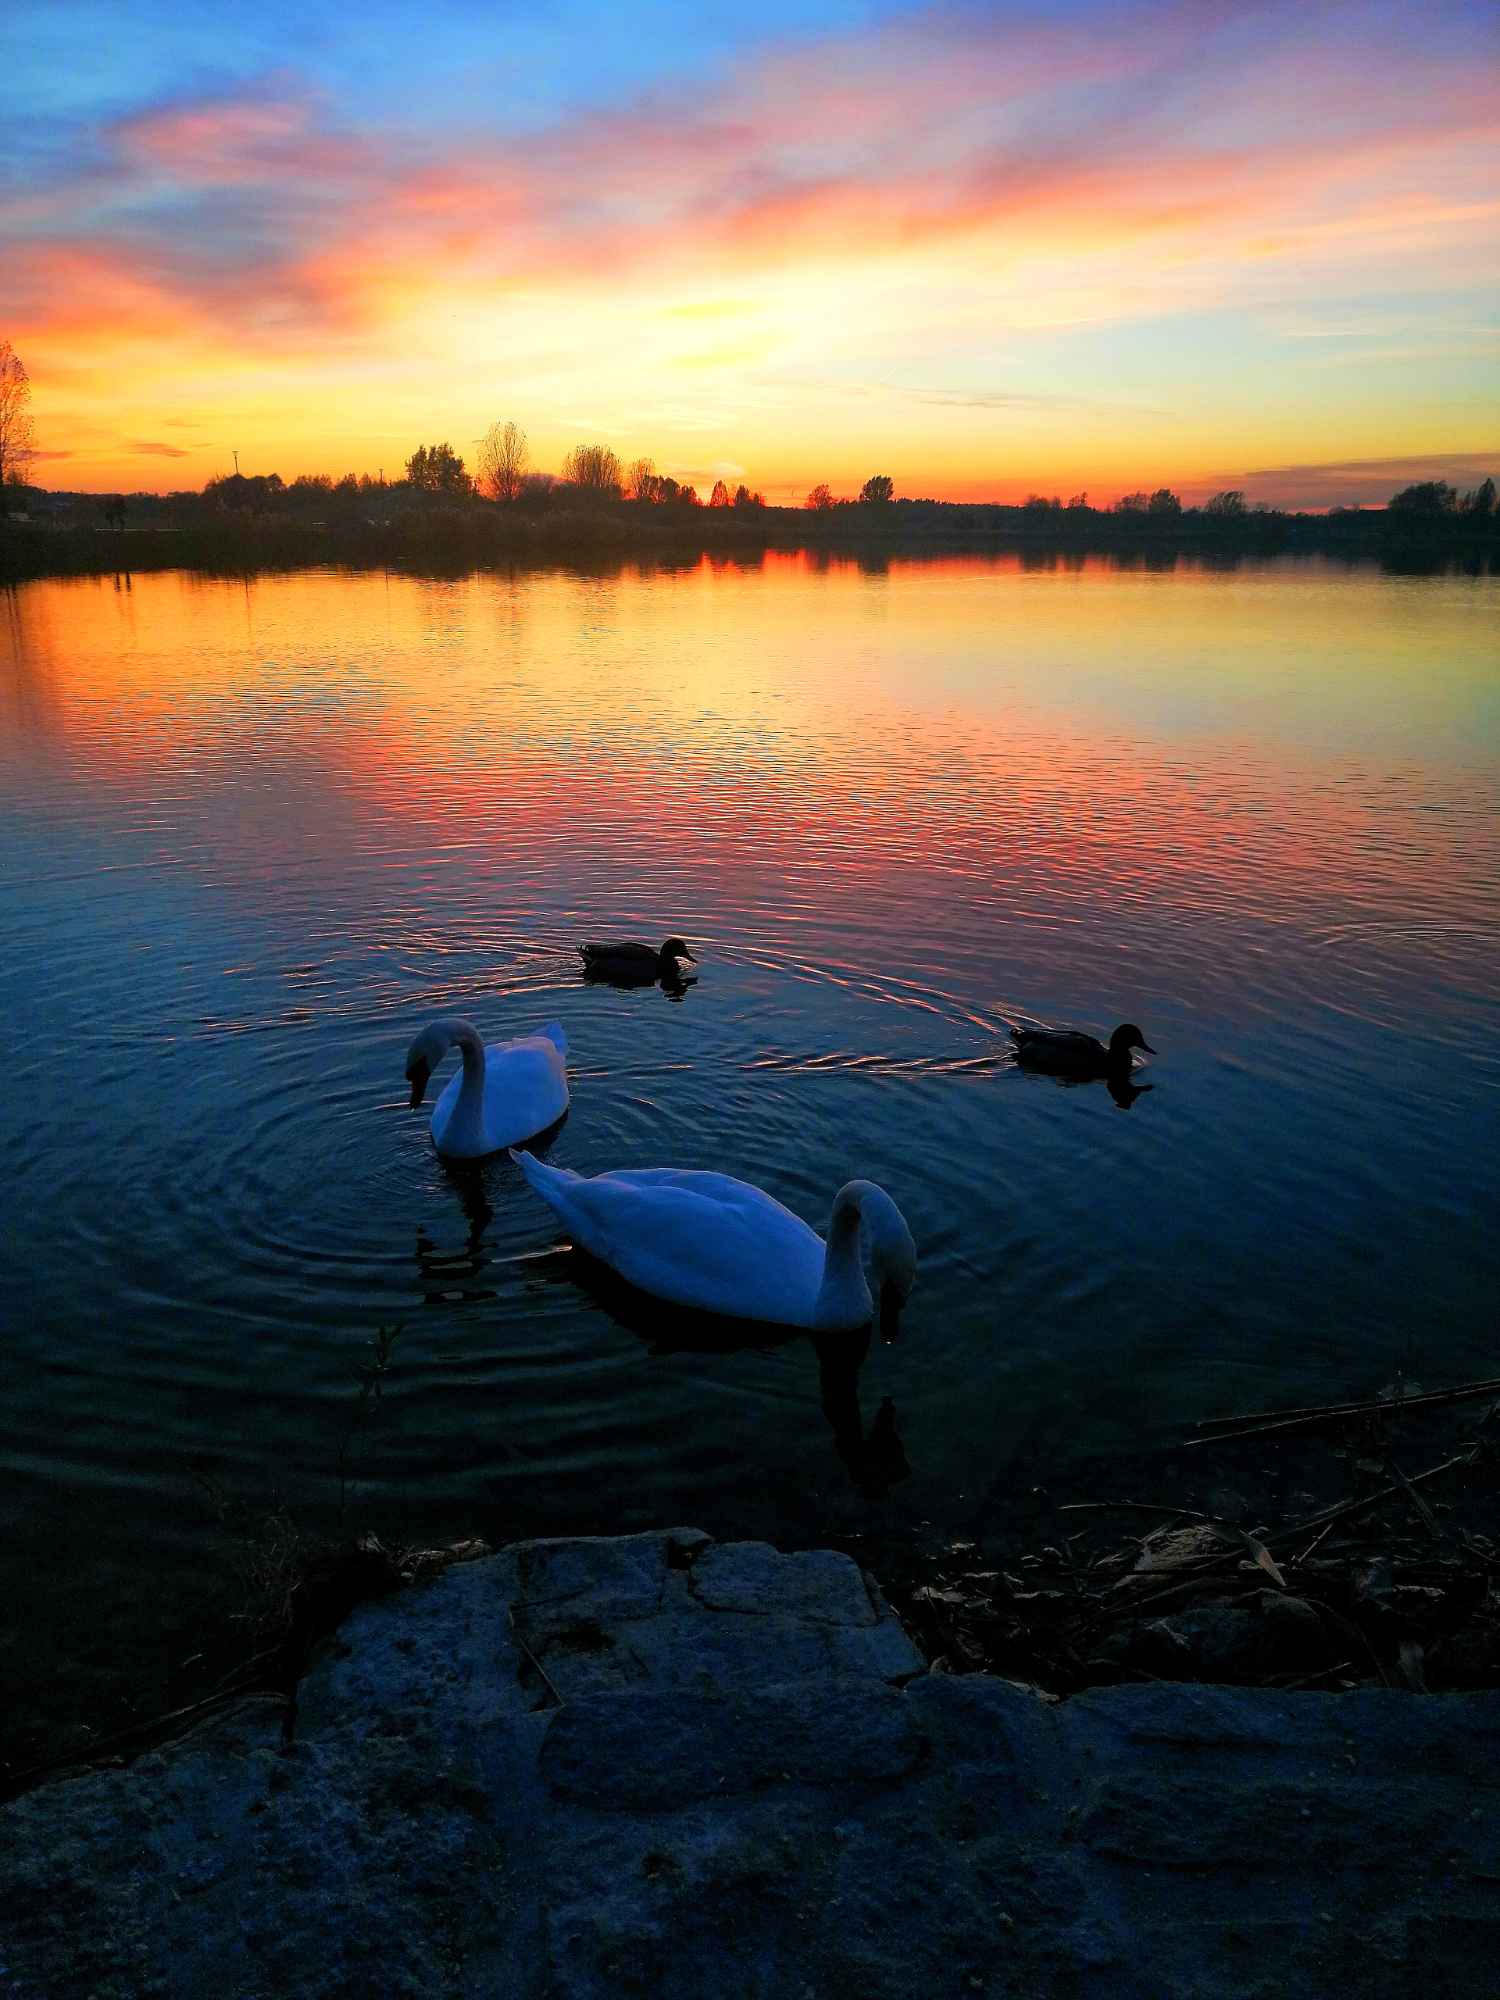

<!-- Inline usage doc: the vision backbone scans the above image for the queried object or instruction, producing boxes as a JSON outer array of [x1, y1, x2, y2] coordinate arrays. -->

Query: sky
[[4, 0, 1497, 504]]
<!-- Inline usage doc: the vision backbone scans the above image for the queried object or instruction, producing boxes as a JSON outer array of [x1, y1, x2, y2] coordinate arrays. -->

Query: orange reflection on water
[[3, 554, 1496, 981]]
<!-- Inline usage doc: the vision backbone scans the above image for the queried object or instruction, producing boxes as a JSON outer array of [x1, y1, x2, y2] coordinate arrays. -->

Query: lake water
[[2, 551, 1497, 1756]]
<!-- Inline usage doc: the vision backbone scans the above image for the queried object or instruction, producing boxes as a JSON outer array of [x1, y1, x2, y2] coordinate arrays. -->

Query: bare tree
[[625, 456, 660, 503], [561, 443, 623, 497], [478, 420, 528, 503], [804, 483, 834, 511], [0, 340, 38, 500]]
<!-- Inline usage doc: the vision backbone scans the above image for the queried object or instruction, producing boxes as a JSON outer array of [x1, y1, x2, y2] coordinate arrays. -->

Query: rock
[[3, 1530, 1499, 2000]]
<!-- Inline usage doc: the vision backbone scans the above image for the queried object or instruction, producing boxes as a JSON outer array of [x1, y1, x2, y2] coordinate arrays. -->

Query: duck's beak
[[681, 948, 697, 962], [1138, 1041, 1156, 1055], [878, 1278, 904, 1344], [407, 1060, 431, 1109]]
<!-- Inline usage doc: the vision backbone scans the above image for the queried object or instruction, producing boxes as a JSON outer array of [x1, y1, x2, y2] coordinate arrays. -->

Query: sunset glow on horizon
[[6, 0, 1497, 505]]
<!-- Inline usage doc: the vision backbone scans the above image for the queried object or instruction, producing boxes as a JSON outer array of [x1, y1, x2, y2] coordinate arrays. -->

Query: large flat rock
[[3, 1528, 1496, 1999]]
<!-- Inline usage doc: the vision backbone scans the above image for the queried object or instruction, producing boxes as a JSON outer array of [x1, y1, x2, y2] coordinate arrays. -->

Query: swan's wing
[[480, 1034, 570, 1145], [515, 1160, 826, 1324]]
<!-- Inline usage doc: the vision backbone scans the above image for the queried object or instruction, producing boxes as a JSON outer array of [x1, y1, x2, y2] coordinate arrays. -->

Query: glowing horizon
[[5, 0, 1497, 505]]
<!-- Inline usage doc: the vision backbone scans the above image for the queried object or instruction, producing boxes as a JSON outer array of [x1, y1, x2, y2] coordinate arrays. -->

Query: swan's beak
[[878, 1278, 904, 1344], [407, 1060, 431, 1109]]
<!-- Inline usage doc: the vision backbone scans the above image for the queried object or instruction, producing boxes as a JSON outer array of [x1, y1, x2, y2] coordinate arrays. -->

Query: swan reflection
[[533, 1242, 910, 1496]]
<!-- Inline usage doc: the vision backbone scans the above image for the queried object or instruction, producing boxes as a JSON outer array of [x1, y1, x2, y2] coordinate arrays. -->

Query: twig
[[508, 1611, 565, 1709], [1189, 1376, 1500, 1446], [1, 1686, 286, 1806], [1278, 1452, 1474, 1541], [1058, 1502, 1211, 1522], [1384, 1458, 1442, 1542]]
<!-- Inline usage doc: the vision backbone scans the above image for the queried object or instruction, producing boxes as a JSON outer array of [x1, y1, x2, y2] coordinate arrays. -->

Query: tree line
[[0, 332, 1493, 534]]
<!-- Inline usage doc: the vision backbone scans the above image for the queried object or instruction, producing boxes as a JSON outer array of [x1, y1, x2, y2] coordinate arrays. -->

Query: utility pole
[[232, 448, 240, 476]]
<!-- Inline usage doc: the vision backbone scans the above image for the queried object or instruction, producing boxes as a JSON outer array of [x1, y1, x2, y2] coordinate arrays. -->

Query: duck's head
[[661, 937, 696, 963], [1109, 1023, 1154, 1060]]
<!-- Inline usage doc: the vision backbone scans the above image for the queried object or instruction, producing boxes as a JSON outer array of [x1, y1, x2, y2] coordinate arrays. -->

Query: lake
[[2, 550, 1497, 1758]]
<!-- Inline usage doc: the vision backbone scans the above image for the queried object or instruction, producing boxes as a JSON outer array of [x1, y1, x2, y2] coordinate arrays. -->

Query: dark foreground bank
[[3, 1525, 1497, 2000]]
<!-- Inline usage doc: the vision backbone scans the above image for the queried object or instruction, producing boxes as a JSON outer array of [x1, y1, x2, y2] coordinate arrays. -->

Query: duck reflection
[[534, 1243, 910, 1497]]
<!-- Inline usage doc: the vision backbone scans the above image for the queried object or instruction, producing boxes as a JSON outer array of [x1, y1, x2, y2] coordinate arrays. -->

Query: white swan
[[509, 1149, 917, 1335], [404, 1017, 568, 1159]]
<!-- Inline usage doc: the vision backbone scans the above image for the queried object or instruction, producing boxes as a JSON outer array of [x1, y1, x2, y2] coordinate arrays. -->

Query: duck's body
[[405, 1017, 568, 1159], [1010, 1021, 1154, 1078], [578, 936, 696, 983], [510, 1149, 915, 1335]]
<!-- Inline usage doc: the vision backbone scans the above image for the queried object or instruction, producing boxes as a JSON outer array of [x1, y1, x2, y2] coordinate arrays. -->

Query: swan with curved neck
[[404, 1015, 568, 1159], [509, 1150, 916, 1334]]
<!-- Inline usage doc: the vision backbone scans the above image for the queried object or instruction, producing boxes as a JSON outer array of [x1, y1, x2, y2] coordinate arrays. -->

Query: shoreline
[[4, 506, 1494, 584]]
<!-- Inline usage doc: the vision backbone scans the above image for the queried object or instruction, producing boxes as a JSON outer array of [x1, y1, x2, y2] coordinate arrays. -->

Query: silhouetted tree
[[805, 484, 835, 511], [405, 443, 469, 495], [478, 421, 528, 502], [1022, 493, 1061, 514], [1388, 480, 1457, 518], [708, 479, 731, 508], [860, 474, 894, 504], [289, 473, 333, 498], [1465, 476, 1496, 520], [1147, 487, 1182, 515], [519, 472, 556, 506], [1204, 490, 1247, 518], [624, 456, 661, 503], [1114, 491, 1149, 514], [677, 484, 701, 507], [99, 494, 126, 531], [1066, 492, 1088, 510], [732, 484, 765, 509], [0, 339, 38, 504], [561, 443, 623, 498]]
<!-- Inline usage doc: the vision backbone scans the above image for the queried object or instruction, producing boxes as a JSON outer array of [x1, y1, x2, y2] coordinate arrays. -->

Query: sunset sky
[[5, 0, 1497, 505]]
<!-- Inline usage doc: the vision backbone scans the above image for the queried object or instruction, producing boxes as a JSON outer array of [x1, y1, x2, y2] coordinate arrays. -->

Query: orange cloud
[[7, 2, 1496, 496]]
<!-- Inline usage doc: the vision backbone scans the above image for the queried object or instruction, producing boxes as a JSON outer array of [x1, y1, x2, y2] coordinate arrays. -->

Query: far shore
[[3, 498, 1495, 584]]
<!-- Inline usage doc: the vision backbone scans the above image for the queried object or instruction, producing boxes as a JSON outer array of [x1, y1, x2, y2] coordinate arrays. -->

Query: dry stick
[[1190, 1376, 1500, 1444], [1278, 1451, 1475, 1543], [1059, 1502, 1211, 1522], [1384, 1458, 1442, 1542]]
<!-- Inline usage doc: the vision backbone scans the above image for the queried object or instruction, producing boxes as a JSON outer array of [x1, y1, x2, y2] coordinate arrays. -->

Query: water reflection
[[1, 553, 1497, 1762], [535, 1241, 910, 1497]]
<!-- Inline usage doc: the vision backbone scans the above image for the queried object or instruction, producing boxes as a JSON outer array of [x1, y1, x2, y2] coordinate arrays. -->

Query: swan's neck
[[447, 1021, 487, 1111], [813, 1192, 873, 1330]]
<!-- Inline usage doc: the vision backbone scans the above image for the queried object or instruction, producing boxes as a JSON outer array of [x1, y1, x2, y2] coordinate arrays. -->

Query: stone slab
[[3, 1530, 1497, 2000]]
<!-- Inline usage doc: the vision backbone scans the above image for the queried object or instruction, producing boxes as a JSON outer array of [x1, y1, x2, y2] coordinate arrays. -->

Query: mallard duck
[[510, 1149, 916, 1336], [1010, 1022, 1155, 1078], [404, 1017, 569, 1159], [578, 936, 696, 982]]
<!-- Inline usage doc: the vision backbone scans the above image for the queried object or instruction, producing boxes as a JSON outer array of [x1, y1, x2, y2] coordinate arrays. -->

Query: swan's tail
[[537, 1021, 568, 1056]]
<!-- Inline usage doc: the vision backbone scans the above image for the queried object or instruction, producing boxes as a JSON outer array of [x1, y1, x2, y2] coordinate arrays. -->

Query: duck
[[509, 1148, 916, 1336], [1010, 1021, 1155, 1078], [404, 1016, 568, 1159], [577, 936, 696, 984]]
